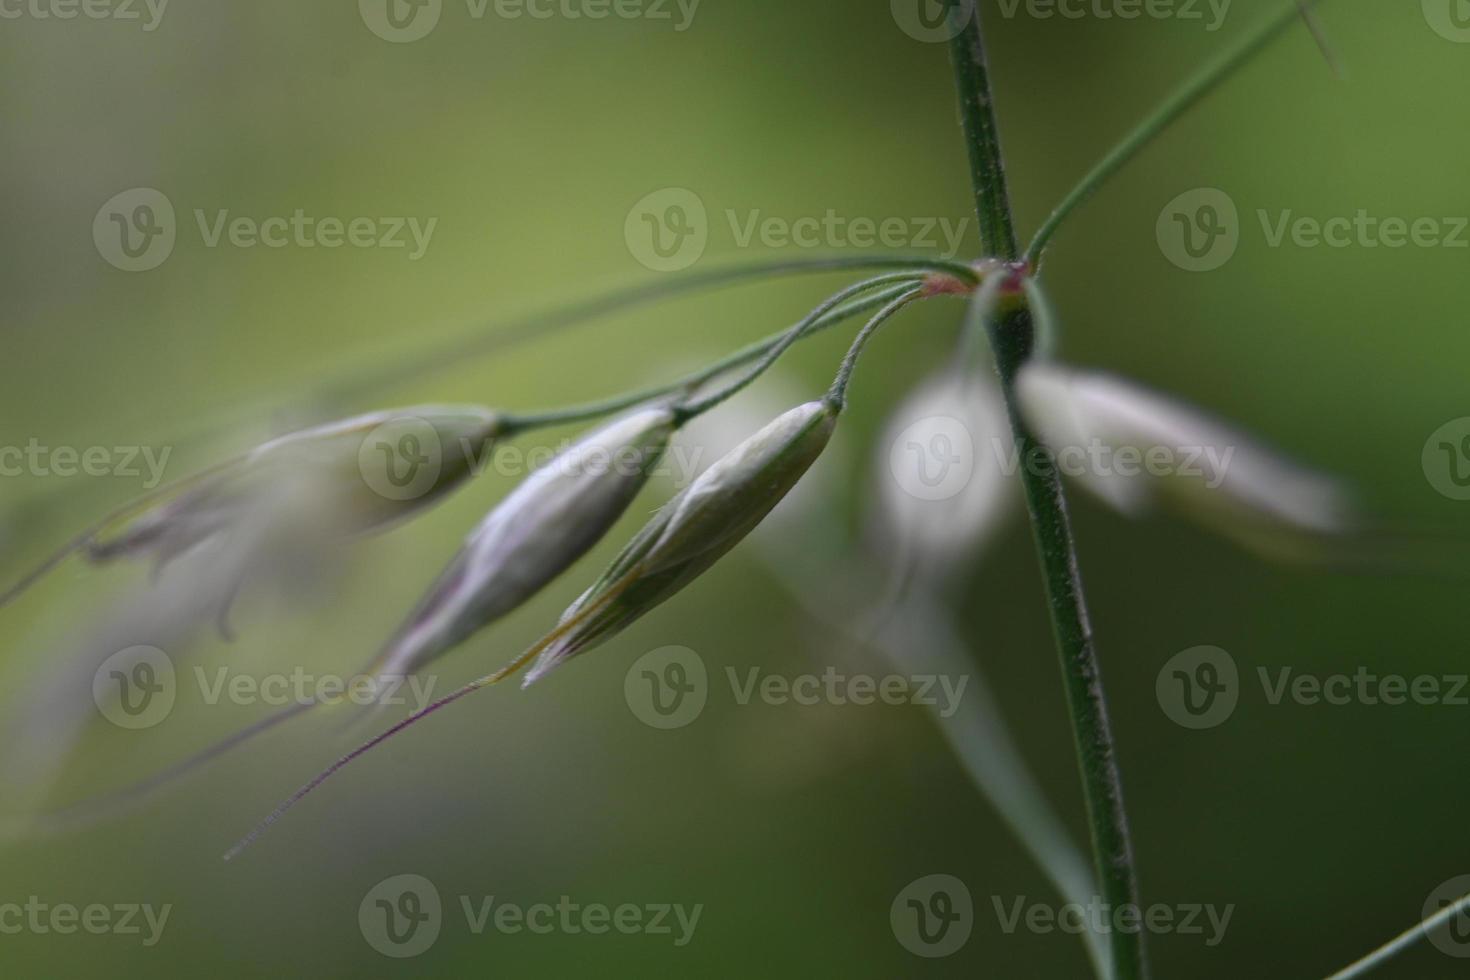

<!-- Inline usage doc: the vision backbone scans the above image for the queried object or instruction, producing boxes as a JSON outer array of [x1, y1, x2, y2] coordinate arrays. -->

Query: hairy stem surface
[[947, 5, 1145, 978]]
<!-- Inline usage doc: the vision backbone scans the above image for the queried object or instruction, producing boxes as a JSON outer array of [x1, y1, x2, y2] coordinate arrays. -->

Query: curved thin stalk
[[948, 7, 1146, 978], [502, 281, 926, 433], [2, 276, 949, 613], [322, 254, 978, 409], [1324, 890, 1470, 980], [826, 287, 926, 407], [1024, 0, 1324, 269], [1, 255, 979, 556], [674, 273, 927, 421]]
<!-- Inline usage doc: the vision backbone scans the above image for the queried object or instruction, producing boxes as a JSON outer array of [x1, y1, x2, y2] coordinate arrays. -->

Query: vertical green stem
[[948, 4, 1019, 262], [946, 5, 1146, 978]]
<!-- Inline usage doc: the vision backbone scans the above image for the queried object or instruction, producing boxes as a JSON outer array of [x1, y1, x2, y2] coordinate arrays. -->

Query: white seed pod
[[871, 367, 1017, 577], [1016, 361, 1356, 543], [522, 399, 839, 685], [364, 406, 677, 687], [85, 405, 504, 569], [669, 375, 840, 535]]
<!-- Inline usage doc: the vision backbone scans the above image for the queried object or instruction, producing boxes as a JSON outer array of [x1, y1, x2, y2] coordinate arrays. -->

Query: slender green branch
[[501, 282, 923, 432], [826, 287, 926, 408], [3, 268, 960, 610], [1024, 0, 1323, 268], [1324, 890, 1470, 980], [673, 273, 927, 421], [947, 3, 1020, 260], [4, 255, 981, 531], [322, 254, 978, 409], [949, 8, 1146, 979]]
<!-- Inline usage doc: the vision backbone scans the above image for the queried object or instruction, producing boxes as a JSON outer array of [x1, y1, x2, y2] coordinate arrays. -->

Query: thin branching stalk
[[1324, 890, 1470, 980], [1, 277, 945, 611], [947, 4, 1146, 978], [501, 282, 924, 432], [674, 273, 928, 421], [0, 255, 981, 548], [826, 287, 927, 407], [328, 254, 979, 407], [1025, 0, 1325, 269]]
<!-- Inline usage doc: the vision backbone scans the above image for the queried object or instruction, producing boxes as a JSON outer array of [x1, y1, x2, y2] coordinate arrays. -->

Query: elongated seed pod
[[363, 406, 677, 689], [523, 399, 839, 685]]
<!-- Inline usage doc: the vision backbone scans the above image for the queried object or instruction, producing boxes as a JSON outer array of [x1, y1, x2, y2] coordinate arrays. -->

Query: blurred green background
[[3, 0, 1469, 976]]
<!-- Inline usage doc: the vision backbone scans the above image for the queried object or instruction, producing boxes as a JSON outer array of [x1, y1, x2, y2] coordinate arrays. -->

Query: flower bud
[[1016, 361, 1355, 545], [523, 400, 839, 685], [365, 407, 677, 686], [670, 374, 842, 537], [85, 405, 503, 570]]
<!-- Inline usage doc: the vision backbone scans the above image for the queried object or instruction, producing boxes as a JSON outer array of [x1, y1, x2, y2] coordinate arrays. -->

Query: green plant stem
[[1324, 890, 1470, 980], [672, 273, 928, 422], [323, 254, 979, 409], [948, 7, 1145, 979], [502, 282, 925, 433], [826, 287, 926, 407], [1024, 0, 1321, 268], [948, 6, 1019, 260]]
